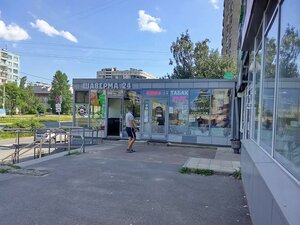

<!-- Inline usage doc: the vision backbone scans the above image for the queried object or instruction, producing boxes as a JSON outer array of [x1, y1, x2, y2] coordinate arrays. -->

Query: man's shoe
[[126, 149, 132, 153], [130, 149, 136, 152]]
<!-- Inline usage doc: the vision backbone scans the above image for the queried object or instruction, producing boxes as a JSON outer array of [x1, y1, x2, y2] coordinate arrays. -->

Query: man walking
[[125, 106, 138, 153]]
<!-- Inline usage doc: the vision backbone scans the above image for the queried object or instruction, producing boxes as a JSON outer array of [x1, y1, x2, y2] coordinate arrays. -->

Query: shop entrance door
[[142, 98, 167, 140], [107, 98, 122, 136]]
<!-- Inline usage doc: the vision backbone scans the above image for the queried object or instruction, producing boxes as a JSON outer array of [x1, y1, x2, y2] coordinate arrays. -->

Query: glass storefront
[[274, 0, 300, 180], [90, 90, 106, 129], [260, 12, 278, 152], [73, 80, 235, 145], [189, 89, 211, 136], [211, 89, 232, 137], [169, 90, 189, 135], [74, 91, 89, 127], [243, 0, 300, 181]]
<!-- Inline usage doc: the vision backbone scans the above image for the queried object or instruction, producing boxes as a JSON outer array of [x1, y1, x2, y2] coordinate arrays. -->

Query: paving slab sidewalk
[[0, 141, 251, 225], [183, 146, 241, 174]]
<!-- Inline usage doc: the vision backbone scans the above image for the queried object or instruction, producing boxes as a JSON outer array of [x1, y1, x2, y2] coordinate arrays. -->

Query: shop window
[[168, 90, 189, 134], [189, 89, 211, 136], [210, 89, 232, 137], [124, 90, 141, 128], [252, 46, 262, 141], [274, 0, 300, 181], [90, 90, 106, 129], [75, 91, 89, 103], [74, 91, 89, 127], [260, 13, 278, 153]]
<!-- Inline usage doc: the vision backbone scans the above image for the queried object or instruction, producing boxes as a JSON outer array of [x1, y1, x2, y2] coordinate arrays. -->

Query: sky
[[0, 0, 224, 83]]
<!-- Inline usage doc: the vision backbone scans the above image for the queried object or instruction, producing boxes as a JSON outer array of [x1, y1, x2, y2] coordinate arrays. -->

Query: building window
[[13, 63, 18, 67], [252, 23, 263, 142], [168, 90, 189, 134], [124, 90, 141, 128], [210, 89, 232, 137], [74, 91, 89, 127], [90, 90, 106, 129], [260, 13, 278, 152], [13, 69, 18, 74], [189, 89, 211, 136], [75, 91, 89, 103], [274, 0, 300, 180]]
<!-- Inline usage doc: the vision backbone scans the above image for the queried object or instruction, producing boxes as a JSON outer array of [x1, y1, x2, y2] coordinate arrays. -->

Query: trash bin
[[230, 139, 241, 154]]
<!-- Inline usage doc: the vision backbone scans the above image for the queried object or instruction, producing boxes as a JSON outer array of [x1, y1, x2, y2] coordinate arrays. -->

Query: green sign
[[224, 72, 234, 80]]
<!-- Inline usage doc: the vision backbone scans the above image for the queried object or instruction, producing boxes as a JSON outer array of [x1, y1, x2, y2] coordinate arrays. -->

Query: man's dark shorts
[[126, 127, 136, 138]]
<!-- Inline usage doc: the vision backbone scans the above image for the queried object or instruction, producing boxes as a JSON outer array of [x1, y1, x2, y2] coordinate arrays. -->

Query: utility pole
[[2, 84, 5, 109]]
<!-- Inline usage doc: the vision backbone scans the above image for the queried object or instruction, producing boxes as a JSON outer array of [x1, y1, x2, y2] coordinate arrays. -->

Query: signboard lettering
[[82, 82, 131, 90]]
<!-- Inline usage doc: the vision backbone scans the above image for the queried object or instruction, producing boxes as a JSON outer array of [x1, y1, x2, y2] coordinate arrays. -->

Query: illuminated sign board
[[144, 90, 169, 96], [170, 90, 188, 96], [146, 90, 162, 96], [82, 82, 131, 90]]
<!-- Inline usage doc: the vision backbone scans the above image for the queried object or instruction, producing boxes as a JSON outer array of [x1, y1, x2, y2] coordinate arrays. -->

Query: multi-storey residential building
[[236, 0, 300, 224], [0, 49, 20, 84], [96, 68, 156, 79], [221, 0, 241, 60], [31, 82, 52, 110]]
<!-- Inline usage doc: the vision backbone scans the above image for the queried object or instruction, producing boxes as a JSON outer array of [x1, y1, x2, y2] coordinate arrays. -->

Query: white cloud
[[210, 0, 220, 9], [138, 10, 165, 33], [30, 19, 78, 43], [0, 20, 30, 41]]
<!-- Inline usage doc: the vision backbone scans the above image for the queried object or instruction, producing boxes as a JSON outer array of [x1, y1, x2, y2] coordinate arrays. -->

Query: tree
[[169, 30, 195, 79], [168, 31, 236, 79], [279, 25, 300, 78], [4, 82, 20, 116], [49, 70, 73, 114], [18, 77, 38, 114]]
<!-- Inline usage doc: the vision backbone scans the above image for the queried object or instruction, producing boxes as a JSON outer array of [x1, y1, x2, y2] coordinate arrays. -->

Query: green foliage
[[4, 82, 20, 116], [2, 76, 48, 115], [0, 168, 10, 173], [2, 164, 21, 169], [179, 167, 192, 174], [279, 25, 300, 78], [4, 117, 44, 129], [167, 31, 236, 79], [169, 30, 195, 79], [179, 167, 214, 176], [0, 115, 72, 123], [232, 168, 242, 180], [65, 151, 81, 156], [49, 70, 73, 115]]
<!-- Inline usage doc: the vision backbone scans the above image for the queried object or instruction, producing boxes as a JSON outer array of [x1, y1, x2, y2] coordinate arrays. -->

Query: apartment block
[[96, 68, 156, 79], [0, 49, 20, 84], [221, 0, 241, 60]]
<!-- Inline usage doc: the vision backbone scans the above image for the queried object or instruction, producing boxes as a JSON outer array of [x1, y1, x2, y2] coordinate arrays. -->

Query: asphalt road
[[0, 142, 252, 225]]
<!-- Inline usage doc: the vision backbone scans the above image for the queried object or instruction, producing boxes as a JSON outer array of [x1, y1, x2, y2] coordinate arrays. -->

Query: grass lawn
[[0, 114, 72, 124]]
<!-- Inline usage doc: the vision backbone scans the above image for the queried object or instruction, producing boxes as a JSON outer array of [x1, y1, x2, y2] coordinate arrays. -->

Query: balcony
[[1, 53, 8, 59]]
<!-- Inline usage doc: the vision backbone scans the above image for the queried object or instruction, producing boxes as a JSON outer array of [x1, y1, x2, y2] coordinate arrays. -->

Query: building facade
[[31, 82, 52, 110], [221, 0, 241, 60], [237, 0, 300, 224], [0, 49, 20, 84], [73, 79, 235, 146], [96, 68, 156, 79]]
